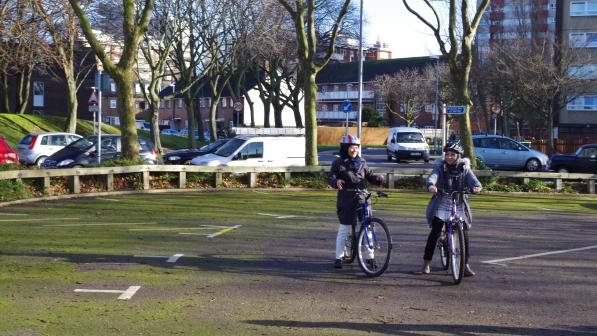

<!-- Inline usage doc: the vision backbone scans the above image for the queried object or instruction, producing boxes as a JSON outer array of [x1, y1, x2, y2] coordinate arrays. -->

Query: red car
[[0, 136, 19, 165]]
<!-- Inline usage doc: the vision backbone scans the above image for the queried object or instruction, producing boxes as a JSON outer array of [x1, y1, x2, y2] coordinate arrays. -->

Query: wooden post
[[42, 177, 50, 195], [589, 179, 595, 194], [105, 173, 114, 191], [70, 175, 80, 194], [284, 172, 291, 180], [387, 173, 395, 189], [178, 171, 186, 189], [142, 171, 150, 190], [215, 172, 222, 187], [555, 178, 562, 191], [523, 177, 530, 184], [249, 172, 256, 188]]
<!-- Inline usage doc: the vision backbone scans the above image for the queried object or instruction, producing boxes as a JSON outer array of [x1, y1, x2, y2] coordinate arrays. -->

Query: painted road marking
[[482, 244, 597, 265], [132, 254, 184, 263], [74, 285, 141, 300], [257, 213, 299, 219], [129, 227, 208, 231], [44, 222, 155, 227], [166, 254, 184, 263], [178, 225, 242, 238], [97, 198, 121, 202], [0, 217, 79, 222], [0, 213, 28, 216]]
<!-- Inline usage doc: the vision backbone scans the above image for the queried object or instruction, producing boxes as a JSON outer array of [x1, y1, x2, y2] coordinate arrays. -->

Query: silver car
[[472, 135, 548, 171], [16, 132, 82, 166]]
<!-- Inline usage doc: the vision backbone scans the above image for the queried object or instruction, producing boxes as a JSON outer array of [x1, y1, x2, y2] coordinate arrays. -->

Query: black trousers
[[424, 216, 470, 263]]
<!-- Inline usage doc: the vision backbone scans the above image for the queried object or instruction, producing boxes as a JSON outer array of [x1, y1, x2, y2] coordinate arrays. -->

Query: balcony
[[316, 90, 375, 100], [316, 111, 358, 120]]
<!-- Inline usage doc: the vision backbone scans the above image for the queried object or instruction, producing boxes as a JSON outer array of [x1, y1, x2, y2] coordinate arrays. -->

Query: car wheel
[[72, 164, 83, 168], [183, 160, 193, 165], [35, 156, 48, 167], [525, 158, 541, 172], [387, 155, 392, 161], [557, 168, 569, 174]]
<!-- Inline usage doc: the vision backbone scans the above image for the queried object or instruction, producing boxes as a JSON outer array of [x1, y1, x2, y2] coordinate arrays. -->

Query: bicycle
[[436, 190, 468, 284], [341, 189, 392, 277]]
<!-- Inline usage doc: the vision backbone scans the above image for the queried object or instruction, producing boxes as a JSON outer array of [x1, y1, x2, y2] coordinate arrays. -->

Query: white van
[[190, 135, 305, 167], [386, 127, 430, 163]]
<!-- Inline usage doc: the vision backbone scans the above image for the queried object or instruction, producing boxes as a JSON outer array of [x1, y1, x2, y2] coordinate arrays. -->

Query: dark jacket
[[329, 155, 383, 224], [425, 158, 482, 227]]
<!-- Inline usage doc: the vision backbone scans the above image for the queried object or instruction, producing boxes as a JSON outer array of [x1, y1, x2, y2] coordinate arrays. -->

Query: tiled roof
[[316, 56, 438, 84]]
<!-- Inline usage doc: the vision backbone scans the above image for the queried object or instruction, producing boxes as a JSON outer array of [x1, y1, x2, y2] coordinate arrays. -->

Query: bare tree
[[68, 0, 154, 160], [32, 0, 95, 133], [403, 0, 491, 167], [486, 38, 597, 153], [277, 0, 351, 165]]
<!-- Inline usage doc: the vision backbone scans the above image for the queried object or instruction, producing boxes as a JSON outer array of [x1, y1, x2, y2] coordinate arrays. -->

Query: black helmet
[[443, 142, 463, 155]]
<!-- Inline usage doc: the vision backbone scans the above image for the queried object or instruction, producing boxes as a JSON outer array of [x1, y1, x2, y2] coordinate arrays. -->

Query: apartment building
[[558, 0, 597, 140], [315, 57, 437, 127]]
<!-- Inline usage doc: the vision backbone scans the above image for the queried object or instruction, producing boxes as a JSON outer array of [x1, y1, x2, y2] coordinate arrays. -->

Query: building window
[[347, 83, 353, 91], [135, 83, 141, 94], [321, 86, 328, 93], [570, 1, 597, 16], [567, 95, 597, 110], [322, 104, 328, 112], [200, 98, 206, 108], [110, 82, 117, 93], [334, 85, 340, 92], [568, 64, 597, 79], [222, 98, 227, 107], [333, 104, 339, 112], [33, 81, 44, 107], [569, 32, 597, 48], [178, 99, 183, 108], [110, 99, 117, 109]]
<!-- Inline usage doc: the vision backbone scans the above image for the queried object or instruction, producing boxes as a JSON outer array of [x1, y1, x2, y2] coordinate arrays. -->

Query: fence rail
[[1, 165, 595, 200]]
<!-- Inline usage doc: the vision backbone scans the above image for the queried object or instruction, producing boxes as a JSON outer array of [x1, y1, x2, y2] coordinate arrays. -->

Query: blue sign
[[446, 105, 466, 115], [342, 100, 352, 113]]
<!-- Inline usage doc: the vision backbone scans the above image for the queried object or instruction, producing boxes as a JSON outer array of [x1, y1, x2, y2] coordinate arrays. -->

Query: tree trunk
[[114, 73, 139, 160], [209, 95, 221, 142], [0, 72, 9, 113], [63, 69, 78, 133], [184, 94, 198, 148], [304, 71, 318, 166], [17, 70, 32, 115]]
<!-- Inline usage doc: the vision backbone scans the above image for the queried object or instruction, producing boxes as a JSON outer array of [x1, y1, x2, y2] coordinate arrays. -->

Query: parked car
[[472, 134, 549, 171], [0, 136, 19, 165], [16, 132, 82, 166], [160, 129, 180, 136], [386, 127, 430, 163], [548, 144, 597, 173], [163, 139, 229, 165], [41, 135, 157, 168], [179, 128, 227, 139]]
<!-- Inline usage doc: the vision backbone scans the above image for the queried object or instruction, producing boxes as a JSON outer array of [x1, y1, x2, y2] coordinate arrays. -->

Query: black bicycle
[[436, 190, 467, 284], [342, 189, 392, 277]]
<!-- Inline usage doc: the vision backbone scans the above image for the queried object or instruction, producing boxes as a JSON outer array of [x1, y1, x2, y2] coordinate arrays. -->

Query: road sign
[[88, 91, 98, 105], [88, 105, 98, 112], [342, 100, 352, 113], [425, 104, 434, 113], [446, 105, 466, 115], [233, 100, 243, 112]]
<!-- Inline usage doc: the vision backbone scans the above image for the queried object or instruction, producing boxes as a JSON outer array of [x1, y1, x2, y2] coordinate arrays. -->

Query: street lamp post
[[357, 0, 364, 148], [170, 83, 175, 130], [431, 55, 440, 154]]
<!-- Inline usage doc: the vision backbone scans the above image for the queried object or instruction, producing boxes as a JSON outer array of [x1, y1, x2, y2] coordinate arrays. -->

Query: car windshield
[[69, 137, 96, 150], [213, 138, 246, 157], [200, 139, 226, 152], [395, 132, 425, 143]]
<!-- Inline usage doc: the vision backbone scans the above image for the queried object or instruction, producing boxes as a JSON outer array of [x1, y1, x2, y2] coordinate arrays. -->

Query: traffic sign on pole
[[446, 105, 466, 115], [342, 100, 352, 113], [88, 91, 98, 105]]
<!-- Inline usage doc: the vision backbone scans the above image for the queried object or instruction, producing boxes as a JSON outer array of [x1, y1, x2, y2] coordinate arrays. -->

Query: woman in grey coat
[[423, 142, 482, 276]]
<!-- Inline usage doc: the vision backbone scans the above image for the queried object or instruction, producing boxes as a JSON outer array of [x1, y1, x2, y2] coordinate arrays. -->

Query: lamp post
[[357, 0, 364, 148], [430, 55, 440, 154], [170, 83, 175, 130]]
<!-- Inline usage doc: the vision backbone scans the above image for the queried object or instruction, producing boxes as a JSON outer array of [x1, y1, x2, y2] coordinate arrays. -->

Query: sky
[[363, 0, 442, 58]]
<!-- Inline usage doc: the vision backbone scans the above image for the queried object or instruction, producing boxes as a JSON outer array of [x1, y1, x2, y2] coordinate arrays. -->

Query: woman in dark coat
[[328, 134, 384, 269]]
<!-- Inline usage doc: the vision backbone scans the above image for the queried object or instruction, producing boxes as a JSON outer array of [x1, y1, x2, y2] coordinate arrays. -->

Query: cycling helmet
[[443, 142, 463, 155], [340, 134, 360, 145]]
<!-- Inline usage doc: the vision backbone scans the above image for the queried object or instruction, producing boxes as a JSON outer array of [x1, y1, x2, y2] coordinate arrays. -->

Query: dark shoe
[[334, 259, 342, 269], [365, 259, 377, 270], [422, 261, 431, 274], [464, 264, 475, 277]]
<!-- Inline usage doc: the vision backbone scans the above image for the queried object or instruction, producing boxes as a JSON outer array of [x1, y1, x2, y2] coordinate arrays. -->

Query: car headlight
[[57, 159, 74, 167], [167, 156, 181, 161]]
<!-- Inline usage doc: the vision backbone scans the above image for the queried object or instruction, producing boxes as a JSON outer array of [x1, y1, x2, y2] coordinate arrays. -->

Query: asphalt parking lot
[[1, 191, 596, 335]]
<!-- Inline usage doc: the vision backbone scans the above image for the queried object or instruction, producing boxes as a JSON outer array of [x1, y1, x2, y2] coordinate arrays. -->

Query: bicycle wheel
[[342, 224, 357, 264], [357, 218, 392, 277], [449, 221, 466, 284], [437, 227, 449, 270]]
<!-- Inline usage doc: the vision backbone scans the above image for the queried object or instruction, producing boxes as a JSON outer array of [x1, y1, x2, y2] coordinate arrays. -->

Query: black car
[[548, 144, 597, 173], [41, 135, 157, 168], [163, 139, 229, 164]]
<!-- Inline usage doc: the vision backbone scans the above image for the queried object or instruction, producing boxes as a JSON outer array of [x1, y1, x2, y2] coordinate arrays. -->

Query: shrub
[[0, 179, 34, 201]]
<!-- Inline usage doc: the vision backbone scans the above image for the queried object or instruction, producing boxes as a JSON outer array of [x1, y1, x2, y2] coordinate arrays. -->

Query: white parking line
[[166, 254, 184, 263], [482, 244, 597, 265], [74, 285, 141, 300], [257, 213, 299, 219], [207, 225, 242, 238], [133, 254, 184, 263], [0, 218, 79, 222], [44, 222, 154, 227]]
